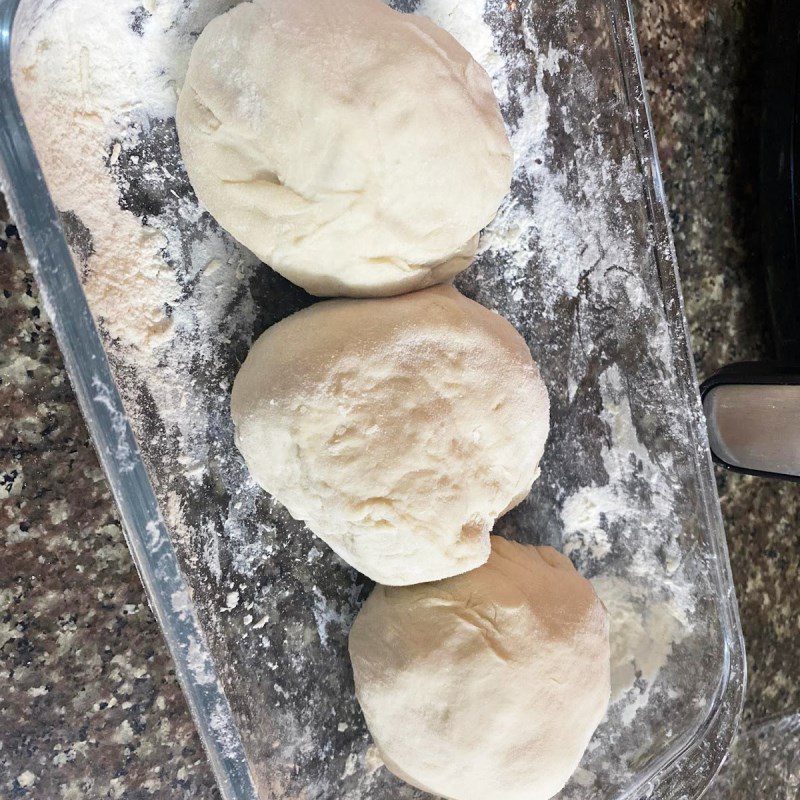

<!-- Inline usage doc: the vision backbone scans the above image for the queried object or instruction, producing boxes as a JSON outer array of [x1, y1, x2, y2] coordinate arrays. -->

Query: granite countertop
[[1, 0, 798, 797]]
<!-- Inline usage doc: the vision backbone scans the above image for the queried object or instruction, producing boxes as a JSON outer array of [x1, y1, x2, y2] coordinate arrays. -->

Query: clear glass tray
[[0, 0, 746, 798]]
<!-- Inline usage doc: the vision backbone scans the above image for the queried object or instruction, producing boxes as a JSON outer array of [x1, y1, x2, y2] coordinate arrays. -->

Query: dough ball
[[231, 286, 549, 585], [176, 0, 512, 297], [349, 537, 611, 800]]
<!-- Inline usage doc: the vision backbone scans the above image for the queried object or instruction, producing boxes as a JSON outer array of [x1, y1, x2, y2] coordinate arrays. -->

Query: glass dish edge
[[0, 0, 747, 797], [604, 1, 746, 796]]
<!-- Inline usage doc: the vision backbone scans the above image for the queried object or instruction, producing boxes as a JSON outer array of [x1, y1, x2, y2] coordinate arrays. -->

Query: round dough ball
[[176, 0, 512, 298], [231, 285, 549, 585], [349, 536, 611, 800]]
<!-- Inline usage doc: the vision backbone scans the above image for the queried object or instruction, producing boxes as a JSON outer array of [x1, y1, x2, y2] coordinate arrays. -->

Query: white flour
[[593, 574, 688, 723], [11, 0, 710, 795], [560, 367, 692, 707], [13, 0, 262, 451], [13, 0, 182, 349]]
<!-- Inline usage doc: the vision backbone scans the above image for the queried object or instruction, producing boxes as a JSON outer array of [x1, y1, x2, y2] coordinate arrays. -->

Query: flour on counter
[[13, 0, 261, 445], [433, 0, 696, 728], [13, 0, 181, 349], [593, 575, 688, 721], [561, 365, 678, 567], [418, 0, 506, 87], [560, 363, 695, 724]]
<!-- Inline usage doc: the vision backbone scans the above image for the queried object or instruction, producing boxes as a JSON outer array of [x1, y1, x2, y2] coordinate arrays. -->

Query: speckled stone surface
[[0, 200, 219, 797], [0, 0, 797, 797], [635, 1, 800, 794]]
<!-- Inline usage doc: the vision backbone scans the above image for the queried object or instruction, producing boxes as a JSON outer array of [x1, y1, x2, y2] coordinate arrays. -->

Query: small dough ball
[[176, 0, 512, 297], [349, 537, 611, 800], [231, 286, 549, 585]]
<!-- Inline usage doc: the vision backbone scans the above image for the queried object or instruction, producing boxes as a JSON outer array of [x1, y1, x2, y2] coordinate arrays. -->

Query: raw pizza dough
[[176, 0, 512, 297], [349, 536, 611, 800], [230, 285, 549, 585]]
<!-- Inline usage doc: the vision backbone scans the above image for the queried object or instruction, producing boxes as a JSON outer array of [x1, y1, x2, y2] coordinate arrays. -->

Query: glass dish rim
[[0, 0, 747, 797]]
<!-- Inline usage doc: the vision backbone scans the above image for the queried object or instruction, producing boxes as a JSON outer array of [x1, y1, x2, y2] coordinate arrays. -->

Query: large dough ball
[[176, 0, 512, 297], [231, 286, 549, 585], [349, 537, 611, 800]]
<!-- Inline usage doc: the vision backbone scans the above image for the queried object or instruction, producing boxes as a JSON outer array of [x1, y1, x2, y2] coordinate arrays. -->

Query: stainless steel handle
[[701, 362, 800, 481]]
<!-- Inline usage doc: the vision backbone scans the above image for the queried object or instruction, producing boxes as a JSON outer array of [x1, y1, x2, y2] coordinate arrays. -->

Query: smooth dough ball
[[176, 0, 512, 297], [349, 536, 611, 800], [231, 285, 549, 585]]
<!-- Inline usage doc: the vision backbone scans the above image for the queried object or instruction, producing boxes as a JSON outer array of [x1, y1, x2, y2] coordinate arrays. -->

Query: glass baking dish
[[0, 0, 746, 798]]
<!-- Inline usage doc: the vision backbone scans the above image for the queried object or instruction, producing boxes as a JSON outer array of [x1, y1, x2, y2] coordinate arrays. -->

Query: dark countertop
[[637, 0, 800, 727], [1, 0, 797, 797]]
